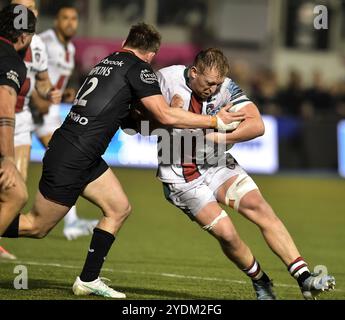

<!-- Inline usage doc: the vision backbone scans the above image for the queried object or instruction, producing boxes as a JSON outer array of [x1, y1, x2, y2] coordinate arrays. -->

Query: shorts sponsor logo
[[140, 69, 158, 84]]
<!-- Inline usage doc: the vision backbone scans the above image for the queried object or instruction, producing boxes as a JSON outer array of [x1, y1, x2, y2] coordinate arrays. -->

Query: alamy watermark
[[13, 5, 28, 30], [314, 5, 328, 30], [13, 265, 28, 290], [122, 121, 233, 167]]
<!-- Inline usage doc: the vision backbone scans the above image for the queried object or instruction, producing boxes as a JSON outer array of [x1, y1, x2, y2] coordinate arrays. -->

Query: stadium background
[[0, 0, 344, 300]]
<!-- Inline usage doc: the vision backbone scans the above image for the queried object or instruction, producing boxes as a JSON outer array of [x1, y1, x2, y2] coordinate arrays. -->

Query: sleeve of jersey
[[156, 70, 172, 103], [0, 57, 27, 94], [127, 62, 162, 99], [38, 46, 49, 73], [227, 80, 252, 112]]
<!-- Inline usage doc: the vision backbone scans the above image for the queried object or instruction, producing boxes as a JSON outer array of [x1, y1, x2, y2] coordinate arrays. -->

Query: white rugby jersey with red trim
[[15, 34, 48, 113], [39, 29, 75, 92], [156, 65, 252, 184]]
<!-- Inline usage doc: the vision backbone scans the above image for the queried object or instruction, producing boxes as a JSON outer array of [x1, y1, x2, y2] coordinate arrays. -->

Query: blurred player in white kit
[[32, 5, 98, 240]]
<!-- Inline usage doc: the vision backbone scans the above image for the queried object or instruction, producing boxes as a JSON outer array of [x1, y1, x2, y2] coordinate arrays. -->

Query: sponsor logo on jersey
[[140, 69, 158, 84], [100, 58, 124, 67], [6, 70, 20, 88], [67, 111, 89, 126]]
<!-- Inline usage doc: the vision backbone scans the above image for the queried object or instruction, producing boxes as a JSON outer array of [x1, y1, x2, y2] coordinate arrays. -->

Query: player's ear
[[190, 66, 198, 79], [146, 52, 156, 63]]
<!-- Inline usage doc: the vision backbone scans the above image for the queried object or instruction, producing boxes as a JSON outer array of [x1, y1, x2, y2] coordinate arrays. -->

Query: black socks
[[2, 215, 20, 238], [80, 228, 115, 282]]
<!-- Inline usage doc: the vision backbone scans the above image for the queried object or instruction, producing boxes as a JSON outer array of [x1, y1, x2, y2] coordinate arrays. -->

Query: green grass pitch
[[0, 164, 344, 300]]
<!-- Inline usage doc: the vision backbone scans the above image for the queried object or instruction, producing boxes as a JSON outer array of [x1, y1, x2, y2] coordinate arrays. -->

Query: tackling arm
[[140, 94, 245, 130]]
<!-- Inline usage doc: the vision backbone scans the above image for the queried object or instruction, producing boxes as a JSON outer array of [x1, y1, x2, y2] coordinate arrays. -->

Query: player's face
[[55, 8, 79, 40], [17, 32, 34, 55], [11, 0, 38, 17], [189, 67, 225, 101]]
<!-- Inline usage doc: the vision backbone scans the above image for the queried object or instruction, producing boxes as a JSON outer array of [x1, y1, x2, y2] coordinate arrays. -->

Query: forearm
[[208, 118, 265, 144], [30, 89, 51, 114], [36, 78, 53, 100], [141, 95, 216, 129], [0, 126, 15, 159], [164, 107, 215, 129], [0, 87, 16, 158]]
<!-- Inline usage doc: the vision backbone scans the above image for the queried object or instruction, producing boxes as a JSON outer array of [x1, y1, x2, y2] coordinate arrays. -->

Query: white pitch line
[[1, 259, 343, 293]]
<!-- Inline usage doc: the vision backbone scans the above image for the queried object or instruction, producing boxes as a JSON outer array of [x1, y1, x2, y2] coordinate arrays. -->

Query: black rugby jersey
[[0, 37, 27, 94], [58, 51, 162, 159]]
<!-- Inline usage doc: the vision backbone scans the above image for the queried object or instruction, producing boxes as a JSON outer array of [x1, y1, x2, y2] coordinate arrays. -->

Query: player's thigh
[[82, 168, 131, 218], [216, 168, 259, 212], [28, 190, 70, 229], [193, 202, 240, 242], [236, 189, 277, 226], [14, 144, 31, 182]]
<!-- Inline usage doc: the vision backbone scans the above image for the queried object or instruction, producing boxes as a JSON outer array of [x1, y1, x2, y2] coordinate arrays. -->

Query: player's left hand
[[47, 88, 62, 105]]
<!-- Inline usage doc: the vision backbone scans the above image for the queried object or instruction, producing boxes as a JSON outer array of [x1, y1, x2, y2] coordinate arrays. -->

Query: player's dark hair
[[193, 48, 230, 77], [123, 22, 161, 54], [0, 4, 36, 43], [56, 5, 78, 18]]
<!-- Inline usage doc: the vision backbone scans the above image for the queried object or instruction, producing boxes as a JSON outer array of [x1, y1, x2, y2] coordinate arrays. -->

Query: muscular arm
[[140, 95, 244, 129], [35, 71, 62, 105], [35, 71, 53, 99], [30, 89, 51, 114], [0, 85, 17, 159], [206, 103, 265, 144]]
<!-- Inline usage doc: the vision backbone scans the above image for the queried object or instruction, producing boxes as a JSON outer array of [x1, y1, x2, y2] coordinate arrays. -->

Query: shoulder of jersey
[[31, 34, 47, 50], [158, 65, 185, 80], [39, 29, 54, 40]]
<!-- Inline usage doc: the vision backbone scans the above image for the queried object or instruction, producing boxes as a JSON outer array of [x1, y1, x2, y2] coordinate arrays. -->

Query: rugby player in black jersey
[[0, 5, 36, 237], [2, 23, 244, 298]]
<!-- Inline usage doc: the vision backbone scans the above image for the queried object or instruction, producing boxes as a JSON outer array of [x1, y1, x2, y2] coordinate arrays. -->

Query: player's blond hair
[[193, 48, 230, 77]]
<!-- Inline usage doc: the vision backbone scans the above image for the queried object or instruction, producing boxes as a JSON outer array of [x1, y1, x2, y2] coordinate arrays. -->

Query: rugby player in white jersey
[[32, 6, 97, 240], [147, 49, 335, 300]]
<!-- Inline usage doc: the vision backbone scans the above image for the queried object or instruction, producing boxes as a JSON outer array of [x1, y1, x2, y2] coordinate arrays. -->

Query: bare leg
[[19, 191, 70, 238], [217, 178, 300, 266], [14, 145, 31, 182], [81, 168, 131, 235], [194, 202, 254, 270], [0, 169, 28, 236]]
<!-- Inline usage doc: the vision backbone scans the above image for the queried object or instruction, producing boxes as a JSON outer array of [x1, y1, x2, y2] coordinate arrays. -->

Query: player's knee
[[15, 185, 29, 208], [218, 230, 242, 250], [107, 200, 132, 222]]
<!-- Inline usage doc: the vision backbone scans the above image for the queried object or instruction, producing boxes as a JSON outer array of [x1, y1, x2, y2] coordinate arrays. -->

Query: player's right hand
[[216, 104, 245, 131], [0, 157, 17, 192]]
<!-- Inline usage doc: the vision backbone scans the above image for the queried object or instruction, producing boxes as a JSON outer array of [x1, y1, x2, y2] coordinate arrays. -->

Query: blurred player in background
[[149, 48, 335, 300], [0, 5, 36, 253], [2, 0, 62, 260], [32, 5, 97, 240], [2, 23, 241, 298]]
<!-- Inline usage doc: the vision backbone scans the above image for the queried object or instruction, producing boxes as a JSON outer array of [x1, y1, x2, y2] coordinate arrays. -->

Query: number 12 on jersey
[[74, 77, 99, 107]]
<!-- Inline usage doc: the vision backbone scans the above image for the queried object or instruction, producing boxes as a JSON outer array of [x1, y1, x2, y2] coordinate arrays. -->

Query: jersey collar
[[0, 36, 13, 46]]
